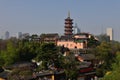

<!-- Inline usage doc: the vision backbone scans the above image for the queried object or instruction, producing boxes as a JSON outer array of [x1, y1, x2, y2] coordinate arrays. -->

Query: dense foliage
[[0, 37, 120, 79], [0, 39, 40, 66], [63, 52, 79, 80], [102, 52, 120, 80], [86, 40, 120, 77]]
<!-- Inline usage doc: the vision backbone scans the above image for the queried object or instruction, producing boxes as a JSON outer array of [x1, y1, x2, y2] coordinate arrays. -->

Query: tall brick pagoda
[[64, 12, 73, 36]]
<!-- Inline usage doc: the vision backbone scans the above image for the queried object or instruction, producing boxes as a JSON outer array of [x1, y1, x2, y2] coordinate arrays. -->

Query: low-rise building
[[40, 33, 59, 44], [57, 33, 97, 49]]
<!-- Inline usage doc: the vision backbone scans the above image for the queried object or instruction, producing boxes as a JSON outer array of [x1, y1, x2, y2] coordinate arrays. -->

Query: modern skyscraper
[[106, 28, 113, 40], [64, 12, 73, 36], [73, 23, 80, 34], [5, 31, 10, 39], [18, 32, 22, 39]]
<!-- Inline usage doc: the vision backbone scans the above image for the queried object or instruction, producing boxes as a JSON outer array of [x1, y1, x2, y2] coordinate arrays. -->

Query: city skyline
[[0, 0, 120, 41]]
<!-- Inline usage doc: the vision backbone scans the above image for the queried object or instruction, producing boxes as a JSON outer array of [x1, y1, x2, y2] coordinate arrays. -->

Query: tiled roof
[[59, 35, 73, 40], [80, 54, 95, 60]]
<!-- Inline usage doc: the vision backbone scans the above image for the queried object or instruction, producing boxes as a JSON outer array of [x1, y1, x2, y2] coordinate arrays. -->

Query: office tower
[[18, 32, 22, 39], [73, 23, 80, 34], [64, 12, 73, 36], [5, 31, 10, 39], [106, 28, 113, 40]]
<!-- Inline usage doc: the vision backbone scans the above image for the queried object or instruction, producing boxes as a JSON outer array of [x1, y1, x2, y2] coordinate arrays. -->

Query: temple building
[[57, 33, 93, 49], [57, 13, 98, 50]]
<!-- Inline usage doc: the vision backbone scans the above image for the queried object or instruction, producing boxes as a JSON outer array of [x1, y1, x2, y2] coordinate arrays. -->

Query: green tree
[[96, 34, 110, 42], [86, 41, 120, 77], [0, 40, 40, 66], [102, 51, 120, 80], [87, 36, 100, 48], [16, 41, 38, 61], [62, 52, 79, 80], [0, 54, 5, 66], [95, 42, 115, 77], [30, 34, 38, 41], [1, 41, 19, 66], [35, 43, 59, 69]]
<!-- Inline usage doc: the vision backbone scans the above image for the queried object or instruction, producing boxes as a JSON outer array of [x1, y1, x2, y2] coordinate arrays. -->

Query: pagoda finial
[[68, 11, 70, 18]]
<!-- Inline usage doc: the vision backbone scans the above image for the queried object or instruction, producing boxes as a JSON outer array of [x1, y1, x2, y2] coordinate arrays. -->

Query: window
[[75, 46, 77, 49], [66, 43, 68, 47], [70, 44, 72, 47]]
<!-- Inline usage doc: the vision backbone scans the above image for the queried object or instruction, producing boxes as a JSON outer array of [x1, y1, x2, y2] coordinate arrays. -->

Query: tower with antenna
[[73, 23, 80, 34], [64, 11, 73, 36]]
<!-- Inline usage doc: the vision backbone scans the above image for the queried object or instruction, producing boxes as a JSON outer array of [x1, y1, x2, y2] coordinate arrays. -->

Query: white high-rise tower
[[106, 28, 113, 40]]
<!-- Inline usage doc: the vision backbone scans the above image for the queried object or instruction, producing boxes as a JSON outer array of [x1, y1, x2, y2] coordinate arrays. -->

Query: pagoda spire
[[68, 11, 70, 18]]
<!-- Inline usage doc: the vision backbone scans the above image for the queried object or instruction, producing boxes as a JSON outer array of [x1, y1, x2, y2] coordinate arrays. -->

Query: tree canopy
[[102, 51, 120, 80], [0, 40, 40, 66]]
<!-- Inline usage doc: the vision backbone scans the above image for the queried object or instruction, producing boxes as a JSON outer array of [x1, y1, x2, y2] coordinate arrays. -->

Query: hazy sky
[[0, 0, 120, 41]]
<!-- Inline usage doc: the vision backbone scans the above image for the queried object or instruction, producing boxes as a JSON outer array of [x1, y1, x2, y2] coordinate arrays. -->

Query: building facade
[[40, 33, 59, 44], [5, 31, 10, 39], [57, 33, 93, 49], [106, 28, 113, 41]]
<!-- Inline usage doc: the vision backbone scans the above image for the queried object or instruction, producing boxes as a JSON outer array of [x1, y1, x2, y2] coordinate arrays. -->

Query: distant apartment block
[[5, 31, 10, 39], [17, 32, 23, 39], [106, 28, 113, 40]]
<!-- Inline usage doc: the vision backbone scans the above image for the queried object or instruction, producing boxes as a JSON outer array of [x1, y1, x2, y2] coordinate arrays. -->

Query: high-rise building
[[5, 31, 10, 39], [106, 28, 113, 40], [18, 32, 22, 39], [73, 23, 80, 34], [64, 12, 73, 36]]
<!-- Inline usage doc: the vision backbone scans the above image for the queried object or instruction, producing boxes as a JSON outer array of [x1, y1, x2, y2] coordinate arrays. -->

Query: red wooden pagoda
[[64, 12, 73, 36]]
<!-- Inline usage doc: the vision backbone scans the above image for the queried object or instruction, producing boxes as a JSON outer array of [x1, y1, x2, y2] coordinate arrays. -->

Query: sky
[[0, 0, 120, 41]]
